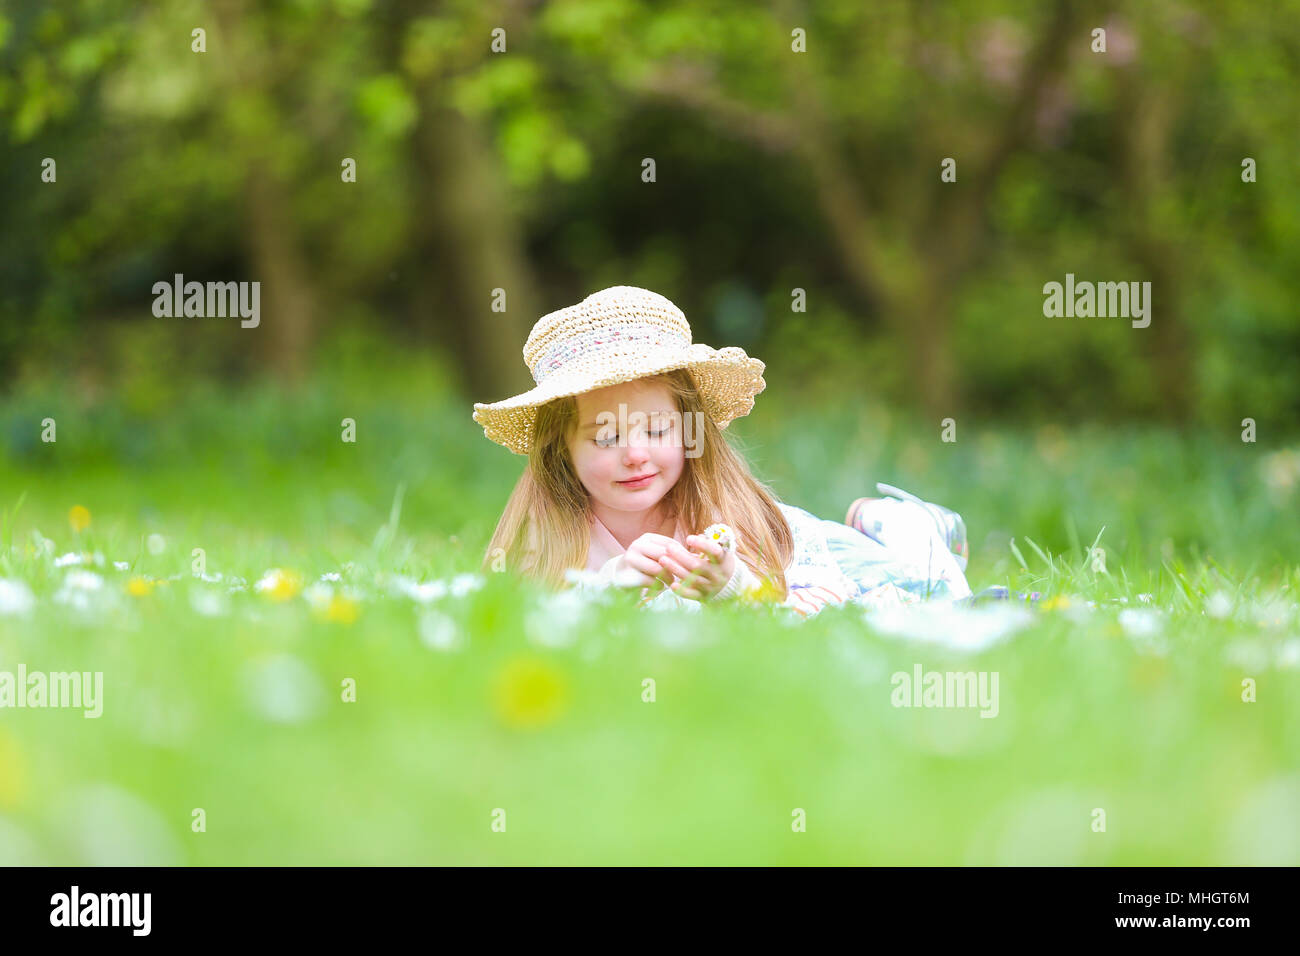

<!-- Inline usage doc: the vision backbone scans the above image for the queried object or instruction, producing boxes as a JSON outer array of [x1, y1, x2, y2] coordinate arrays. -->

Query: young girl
[[473, 286, 973, 616]]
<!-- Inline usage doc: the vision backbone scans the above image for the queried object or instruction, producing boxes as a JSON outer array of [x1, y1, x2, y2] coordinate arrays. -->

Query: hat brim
[[472, 344, 766, 455]]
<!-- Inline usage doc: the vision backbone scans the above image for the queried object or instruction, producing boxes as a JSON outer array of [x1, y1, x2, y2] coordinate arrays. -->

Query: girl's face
[[567, 379, 685, 520]]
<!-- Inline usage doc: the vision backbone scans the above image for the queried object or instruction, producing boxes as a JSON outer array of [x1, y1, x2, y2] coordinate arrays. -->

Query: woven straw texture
[[472, 286, 766, 455]]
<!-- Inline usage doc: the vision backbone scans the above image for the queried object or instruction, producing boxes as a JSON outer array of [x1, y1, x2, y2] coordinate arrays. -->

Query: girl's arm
[[711, 556, 851, 617], [712, 556, 764, 600]]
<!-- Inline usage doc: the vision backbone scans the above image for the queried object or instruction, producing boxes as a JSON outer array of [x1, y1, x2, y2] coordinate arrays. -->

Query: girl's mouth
[[617, 473, 657, 489]]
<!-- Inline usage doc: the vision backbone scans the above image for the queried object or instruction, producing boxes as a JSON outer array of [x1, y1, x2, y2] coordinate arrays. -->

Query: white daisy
[[53, 570, 108, 611], [419, 609, 461, 651], [449, 573, 485, 597], [0, 578, 36, 616]]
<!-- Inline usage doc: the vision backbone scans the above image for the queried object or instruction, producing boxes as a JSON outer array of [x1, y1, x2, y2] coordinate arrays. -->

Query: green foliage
[[3, 0, 1298, 424]]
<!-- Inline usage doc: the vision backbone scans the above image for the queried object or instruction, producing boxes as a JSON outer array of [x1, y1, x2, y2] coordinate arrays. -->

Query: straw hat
[[472, 286, 766, 455]]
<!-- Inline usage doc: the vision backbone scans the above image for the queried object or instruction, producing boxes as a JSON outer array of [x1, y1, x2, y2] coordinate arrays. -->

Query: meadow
[[1, 347, 1297, 865]]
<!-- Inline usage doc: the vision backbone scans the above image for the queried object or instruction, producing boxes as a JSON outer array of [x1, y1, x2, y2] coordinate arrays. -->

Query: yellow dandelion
[[68, 505, 91, 533], [732, 567, 784, 605], [490, 657, 569, 729], [255, 568, 303, 601], [126, 576, 156, 597], [1041, 595, 1071, 611], [326, 594, 360, 624], [0, 728, 26, 810]]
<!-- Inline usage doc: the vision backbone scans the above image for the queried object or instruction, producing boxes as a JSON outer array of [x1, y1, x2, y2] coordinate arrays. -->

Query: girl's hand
[[615, 533, 682, 589], [656, 534, 736, 601]]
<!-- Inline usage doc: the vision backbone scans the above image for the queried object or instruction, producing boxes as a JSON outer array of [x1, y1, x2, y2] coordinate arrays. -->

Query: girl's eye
[[593, 423, 673, 448]]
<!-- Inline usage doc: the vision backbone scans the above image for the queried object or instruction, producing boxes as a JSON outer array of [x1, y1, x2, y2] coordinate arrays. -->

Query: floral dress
[[569, 486, 973, 617]]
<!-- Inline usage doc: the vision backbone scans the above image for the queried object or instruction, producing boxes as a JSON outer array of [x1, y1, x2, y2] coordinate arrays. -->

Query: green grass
[[0, 373, 1297, 864]]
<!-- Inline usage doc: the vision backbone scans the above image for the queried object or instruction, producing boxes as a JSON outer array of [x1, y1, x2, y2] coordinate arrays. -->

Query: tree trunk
[[411, 103, 539, 403], [210, 0, 318, 384], [1117, 75, 1194, 420], [243, 161, 317, 384]]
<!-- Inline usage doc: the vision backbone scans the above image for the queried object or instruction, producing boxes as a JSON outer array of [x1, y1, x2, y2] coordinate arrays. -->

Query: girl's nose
[[623, 437, 650, 464]]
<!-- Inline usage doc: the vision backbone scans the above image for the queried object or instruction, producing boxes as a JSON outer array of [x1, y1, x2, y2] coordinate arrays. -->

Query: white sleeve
[[565, 555, 628, 595], [642, 585, 703, 612], [711, 557, 765, 601], [568, 556, 702, 612]]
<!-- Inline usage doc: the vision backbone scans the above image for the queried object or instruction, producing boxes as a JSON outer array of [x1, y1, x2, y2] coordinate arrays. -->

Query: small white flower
[[54, 552, 83, 568], [391, 575, 448, 602], [114, 561, 130, 571], [146, 534, 166, 556], [62, 570, 104, 591], [1206, 591, 1233, 619], [411, 581, 448, 601], [419, 609, 460, 651], [190, 589, 229, 617], [320, 572, 341, 582], [0, 578, 36, 616], [1118, 608, 1161, 638], [867, 602, 1032, 652], [53, 570, 108, 611], [449, 573, 485, 597], [303, 582, 334, 612], [525, 592, 587, 648], [1277, 639, 1300, 670]]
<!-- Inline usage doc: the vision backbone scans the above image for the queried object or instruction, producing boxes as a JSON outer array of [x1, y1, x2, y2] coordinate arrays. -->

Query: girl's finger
[[626, 553, 674, 585], [658, 555, 693, 581], [687, 533, 720, 552], [665, 541, 705, 570], [672, 565, 715, 595], [685, 535, 722, 561]]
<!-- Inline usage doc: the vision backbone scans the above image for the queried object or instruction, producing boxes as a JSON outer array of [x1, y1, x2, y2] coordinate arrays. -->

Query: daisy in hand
[[655, 526, 737, 601]]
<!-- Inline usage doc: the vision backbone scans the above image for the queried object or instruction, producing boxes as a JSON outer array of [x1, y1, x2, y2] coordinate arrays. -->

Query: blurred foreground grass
[[0, 357, 1297, 864]]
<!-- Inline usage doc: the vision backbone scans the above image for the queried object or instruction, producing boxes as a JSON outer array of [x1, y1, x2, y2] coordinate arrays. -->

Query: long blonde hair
[[481, 368, 792, 596]]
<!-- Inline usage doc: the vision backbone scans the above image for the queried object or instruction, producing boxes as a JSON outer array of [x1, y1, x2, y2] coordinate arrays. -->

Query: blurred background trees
[[2, 0, 1297, 430]]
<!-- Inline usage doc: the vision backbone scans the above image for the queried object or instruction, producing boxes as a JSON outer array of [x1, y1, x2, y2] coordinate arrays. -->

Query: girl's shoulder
[[774, 501, 823, 529], [773, 501, 836, 553]]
